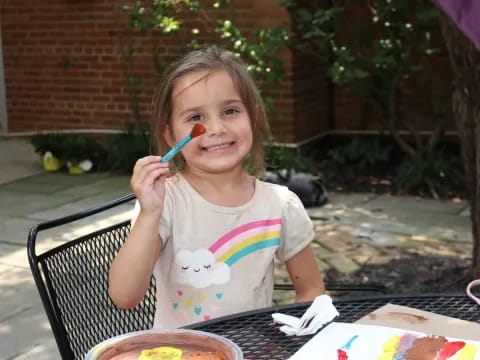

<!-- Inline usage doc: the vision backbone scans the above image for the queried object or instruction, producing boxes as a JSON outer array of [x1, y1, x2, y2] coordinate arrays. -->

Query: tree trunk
[[439, 13, 480, 278]]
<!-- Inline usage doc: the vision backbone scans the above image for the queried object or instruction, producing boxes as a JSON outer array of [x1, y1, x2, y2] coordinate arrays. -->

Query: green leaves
[[30, 128, 152, 173], [328, 136, 393, 168], [396, 149, 465, 199], [290, 0, 443, 90], [30, 133, 106, 167], [128, 0, 200, 34], [214, 19, 291, 110], [125, 0, 290, 113], [104, 126, 152, 172], [264, 142, 318, 174], [159, 16, 180, 33], [415, 7, 440, 23]]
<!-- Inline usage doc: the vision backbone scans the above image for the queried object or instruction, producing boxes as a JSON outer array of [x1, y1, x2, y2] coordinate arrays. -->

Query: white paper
[[288, 322, 480, 360]]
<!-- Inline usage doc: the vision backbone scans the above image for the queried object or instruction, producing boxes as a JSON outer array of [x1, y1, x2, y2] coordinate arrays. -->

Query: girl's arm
[[109, 212, 163, 309], [109, 155, 170, 309], [285, 245, 325, 302]]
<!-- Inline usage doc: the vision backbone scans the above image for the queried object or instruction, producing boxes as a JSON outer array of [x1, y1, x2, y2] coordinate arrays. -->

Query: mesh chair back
[[28, 194, 156, 360]]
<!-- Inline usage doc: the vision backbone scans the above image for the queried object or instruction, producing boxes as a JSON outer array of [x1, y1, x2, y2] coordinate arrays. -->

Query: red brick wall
[[292, 51, 331, 141], [2, 1, 134, 132], [1, 0, 300, 141], [1, 0, 455, 143]]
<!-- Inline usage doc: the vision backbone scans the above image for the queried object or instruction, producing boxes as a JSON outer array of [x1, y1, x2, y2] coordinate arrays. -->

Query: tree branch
[[386, 72, 417, 157]]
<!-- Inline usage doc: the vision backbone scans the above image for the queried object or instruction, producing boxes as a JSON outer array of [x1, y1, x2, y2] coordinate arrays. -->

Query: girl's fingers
[[132, 156, 163, 179], [131, 158, 169, 193], [133, 157, 167, 180], [143, 167, 170, 188], [134, 155, 163, 170], [135, 162, 168, 186], [136, 155, 162, 166]]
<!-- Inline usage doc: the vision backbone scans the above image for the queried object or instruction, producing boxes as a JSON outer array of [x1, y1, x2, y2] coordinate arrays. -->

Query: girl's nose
[[206, 116, 227, 135]]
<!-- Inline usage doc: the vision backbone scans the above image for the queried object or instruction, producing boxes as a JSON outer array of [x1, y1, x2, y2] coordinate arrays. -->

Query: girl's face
[[165, 69, 253, 175]]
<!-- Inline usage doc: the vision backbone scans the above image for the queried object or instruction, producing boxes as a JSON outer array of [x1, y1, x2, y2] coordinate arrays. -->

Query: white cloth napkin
[[271, 295, 339, 336]]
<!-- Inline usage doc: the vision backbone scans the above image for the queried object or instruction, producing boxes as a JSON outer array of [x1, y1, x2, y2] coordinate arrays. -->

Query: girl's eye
[[224, 108, 239, 116], [188, 114, 203, 122]]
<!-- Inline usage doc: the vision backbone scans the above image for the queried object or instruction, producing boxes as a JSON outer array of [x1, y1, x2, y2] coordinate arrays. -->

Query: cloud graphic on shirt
[[172, 249, 231, 288]]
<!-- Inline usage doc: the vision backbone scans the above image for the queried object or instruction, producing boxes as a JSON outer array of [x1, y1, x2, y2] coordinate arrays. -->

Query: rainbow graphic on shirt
[[208, 218, 282, 267]]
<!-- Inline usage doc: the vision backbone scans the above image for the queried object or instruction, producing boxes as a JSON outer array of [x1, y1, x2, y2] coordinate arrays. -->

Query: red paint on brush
[[436, 341, 466, 360], [191, 123, 206, 138], [337, 349, 348, 360]]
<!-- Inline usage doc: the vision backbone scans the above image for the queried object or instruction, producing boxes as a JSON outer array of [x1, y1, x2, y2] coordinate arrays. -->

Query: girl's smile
[[202, 141, 235, 152]]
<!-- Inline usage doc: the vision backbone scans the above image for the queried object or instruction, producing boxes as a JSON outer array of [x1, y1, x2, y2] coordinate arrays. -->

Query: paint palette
[[288, 322, 480, 360], [356, 303, 480, 341]]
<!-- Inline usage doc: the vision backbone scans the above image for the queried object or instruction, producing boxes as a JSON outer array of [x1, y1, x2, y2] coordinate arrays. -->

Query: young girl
[[109, 46, 325, 329]]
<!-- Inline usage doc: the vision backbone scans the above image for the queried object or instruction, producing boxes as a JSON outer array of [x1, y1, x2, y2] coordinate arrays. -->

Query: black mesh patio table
[[185, 293, 480, 360]]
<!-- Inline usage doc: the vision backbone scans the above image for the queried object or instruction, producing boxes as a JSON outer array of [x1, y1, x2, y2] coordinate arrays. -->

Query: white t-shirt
[[131, 172, 315, 328]]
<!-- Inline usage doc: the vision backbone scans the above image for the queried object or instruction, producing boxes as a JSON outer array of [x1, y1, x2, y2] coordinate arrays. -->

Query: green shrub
[[327, 136, 393, 167], [61, 134, 106, 166], [396, 149, 465, 198], [264, 143, 318, 174], [103, 126, 152, 172], [31, 133, 106, 169], [31, 133, 65, 158]]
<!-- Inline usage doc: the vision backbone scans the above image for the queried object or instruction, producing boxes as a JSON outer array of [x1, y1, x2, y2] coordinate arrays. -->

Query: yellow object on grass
[[42, 151, 61, 171], [67, 160, 93, 175], [138, 346, 183, 360], [68, 165, 85, 175]]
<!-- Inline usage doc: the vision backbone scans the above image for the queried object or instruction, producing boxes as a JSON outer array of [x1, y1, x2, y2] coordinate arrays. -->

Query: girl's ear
[[163, 125, 175, 148]]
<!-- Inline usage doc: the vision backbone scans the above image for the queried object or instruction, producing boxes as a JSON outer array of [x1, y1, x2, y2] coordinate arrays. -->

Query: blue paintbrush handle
[[160, 135, 192, 163]]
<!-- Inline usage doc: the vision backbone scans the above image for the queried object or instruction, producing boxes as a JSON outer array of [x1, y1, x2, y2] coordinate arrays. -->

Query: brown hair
[[151, 45, 270, 176]]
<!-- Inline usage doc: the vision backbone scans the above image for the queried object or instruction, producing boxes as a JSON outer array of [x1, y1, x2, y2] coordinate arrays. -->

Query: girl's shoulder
[[256, 178, 288, 193], [257, 179, 309, 213], [256, 179, 299, 206]]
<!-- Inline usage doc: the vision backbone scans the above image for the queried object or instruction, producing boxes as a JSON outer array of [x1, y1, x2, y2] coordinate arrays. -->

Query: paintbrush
[[160, 123, 206, 163]]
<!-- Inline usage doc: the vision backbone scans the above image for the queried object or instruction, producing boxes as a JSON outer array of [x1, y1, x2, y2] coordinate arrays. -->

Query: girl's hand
[[130, 156, 170, 216]]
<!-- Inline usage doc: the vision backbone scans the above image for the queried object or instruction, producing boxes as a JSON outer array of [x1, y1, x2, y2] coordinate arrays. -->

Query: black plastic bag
[[264, 169, 328, 207]]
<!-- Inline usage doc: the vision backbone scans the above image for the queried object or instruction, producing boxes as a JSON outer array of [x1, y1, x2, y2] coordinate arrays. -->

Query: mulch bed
[[318, 157, 473, 296], [324, 249, 474, 296]]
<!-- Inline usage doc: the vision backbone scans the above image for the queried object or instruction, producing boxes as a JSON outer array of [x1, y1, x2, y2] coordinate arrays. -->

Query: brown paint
[[94, 331, 241, 360], [404, 336, 448, 360], [387, 311, 429, 324]]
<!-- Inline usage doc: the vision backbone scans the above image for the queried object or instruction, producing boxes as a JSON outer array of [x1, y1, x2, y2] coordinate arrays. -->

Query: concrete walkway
[[0, 138, 44, 185], [0, 137, 474, 360]]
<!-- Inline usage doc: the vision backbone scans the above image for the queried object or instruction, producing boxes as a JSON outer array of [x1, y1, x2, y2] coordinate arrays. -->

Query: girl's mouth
[[202, 142, 234, 152]]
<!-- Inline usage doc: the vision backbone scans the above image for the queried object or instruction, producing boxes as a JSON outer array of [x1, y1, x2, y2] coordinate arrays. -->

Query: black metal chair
[[27, 193, 386, 360]]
